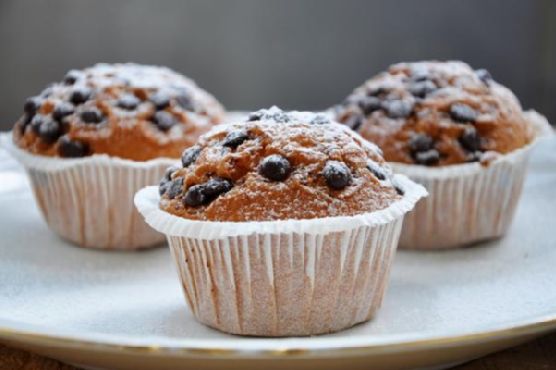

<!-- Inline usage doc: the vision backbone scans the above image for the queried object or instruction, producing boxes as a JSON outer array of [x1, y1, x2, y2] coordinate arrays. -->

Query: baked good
[[13, 63, 224, 161], [334, 61, 534, 166], [4, 63, 225, 249], [135, 107, 427, 336], [333, 61, 550, 249]]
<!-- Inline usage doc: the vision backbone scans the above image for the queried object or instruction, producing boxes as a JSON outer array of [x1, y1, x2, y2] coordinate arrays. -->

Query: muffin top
[[159, 107, 402, 222], [334, 61, 534, 166], [13, 63, 225, 161]]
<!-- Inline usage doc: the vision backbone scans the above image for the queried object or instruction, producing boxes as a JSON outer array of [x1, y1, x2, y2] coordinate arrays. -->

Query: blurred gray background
[[1, 0, 555, 129]]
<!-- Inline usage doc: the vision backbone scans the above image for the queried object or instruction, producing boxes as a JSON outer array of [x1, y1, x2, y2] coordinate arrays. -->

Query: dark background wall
[[0, 0, 554, 129]]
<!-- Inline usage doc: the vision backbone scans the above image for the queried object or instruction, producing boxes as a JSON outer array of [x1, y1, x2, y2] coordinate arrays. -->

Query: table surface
[[1, 331, 555, 369]]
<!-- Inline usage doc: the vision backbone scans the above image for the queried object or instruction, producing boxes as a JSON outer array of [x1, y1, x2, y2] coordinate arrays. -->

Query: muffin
[[2, 63, 225, 249], [334, 61, 551, 249], [135, 107, 427, 336]]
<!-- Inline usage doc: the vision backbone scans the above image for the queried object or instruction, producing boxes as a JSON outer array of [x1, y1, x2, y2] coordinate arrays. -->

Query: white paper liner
[[1, 133, 178, 249], [134, 176, 426, 336], [391, 110, 553, 250]]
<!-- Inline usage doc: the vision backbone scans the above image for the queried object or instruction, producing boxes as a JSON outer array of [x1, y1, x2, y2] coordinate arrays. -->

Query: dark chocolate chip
[[38, 119, 62, 143], [476, 69, 492, 84], [449, 103, 477, 123], [117, 94, 140, 110], [414, 149, 440, 166], [394, 185, 405, 196], [358, 96, 382, 115], [52, 102, 74, 122], [165, 178, 184, 199], [409, 80, 436, 98], [30, 115, 45, 134], [70, 88, 92, 105], [80, 108, 104, 124], [310, 115, 330, 125], [259, 154, 291, 181], [222, 130, 249, 148], [184, 178, 232, 207], [366, 161, 387, 180], [150, 92, 170, 110], [409, 133, 434, 153], [247, 111, 263, 121], [175, 92, 194, 111], [21, 113, 33, 132], [344, 114, 363, 131], [58, 136, 89, 157], [323, 161, 352, 190], [24, 96, 42, 115], [153, 111, 177, 131], [63, 70, 81, 85], [181, 146, 201, 167], [367, 87, 385, 96], [382, 99, 414, 119], [163, 165, 180, 181], [459, 126, 481, 152]]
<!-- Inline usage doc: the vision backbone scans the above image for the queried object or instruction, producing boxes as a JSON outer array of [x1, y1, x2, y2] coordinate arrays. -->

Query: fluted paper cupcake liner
[[391, 111, 553, 250], [134, 175, 427, 336], [1, 133, 177, 250]]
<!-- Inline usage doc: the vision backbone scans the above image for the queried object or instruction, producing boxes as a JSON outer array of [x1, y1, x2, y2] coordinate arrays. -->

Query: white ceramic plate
[[1, 138, 556, 370]]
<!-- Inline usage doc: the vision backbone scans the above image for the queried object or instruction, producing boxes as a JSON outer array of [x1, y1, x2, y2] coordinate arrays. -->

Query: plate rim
[[2, 312, 556, 358]]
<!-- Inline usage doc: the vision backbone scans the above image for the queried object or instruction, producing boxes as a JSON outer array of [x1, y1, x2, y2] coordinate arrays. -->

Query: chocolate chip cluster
[[159, 108, 401, 221], [14, 64, 224, 160], [334, 61, 530, 166]]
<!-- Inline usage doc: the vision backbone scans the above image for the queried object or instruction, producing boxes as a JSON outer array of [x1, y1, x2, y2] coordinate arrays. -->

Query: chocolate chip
[[70, 88, 92, 105], [410, 70, 429, 82], [163, 165, 180, 181], [394, 185, 405, 196], [449, 103, 477, 123], [38, 119, 62, 143], [153, 111, 177, 131], [344, 114, 363, 131], [382, 99, 414, 119], [222, 130, 249, 148], [80, 108, 104, 124], [414, 149, 440, 166], [323, 161, 352, 190], [409, 133, 434, 153], [30, 115, 45, 134], [117, 94, 140, 110], [150, 92, 170, 110], [21, 114, 33, 133], [163, 178, 184, 199], [247, 111, 263, 121], [175, 92, 194, 111], [259, 154, 291, 181], [409, 80, 436, 98], [358, 96, 382, 115], [476, 69, 492, 84], [184, 178, 232, 207], [52, 102, 74, 122], [58, 136, 89, 157], [24, 96, 42, 116], [310, 115, 330, 125], [367, 87, 385, 96], [459, 126, 481, 152], [366, 161, 387, 180], [63, 70, 81, 85], [181, 146, 201, 167]]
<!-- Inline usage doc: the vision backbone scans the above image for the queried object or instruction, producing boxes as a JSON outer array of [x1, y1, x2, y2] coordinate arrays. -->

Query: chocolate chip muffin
[[334, 61, 534, 166], [159, 107, 402, 221], [137, 107, 427, 336], [13, 63, 225, 161]]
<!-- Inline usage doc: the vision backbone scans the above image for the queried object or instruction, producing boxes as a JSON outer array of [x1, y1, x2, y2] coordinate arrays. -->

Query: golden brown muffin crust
[[334, 61, 534, 166], [159, 107, 402, 221], [13, 63, 225, 161]]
